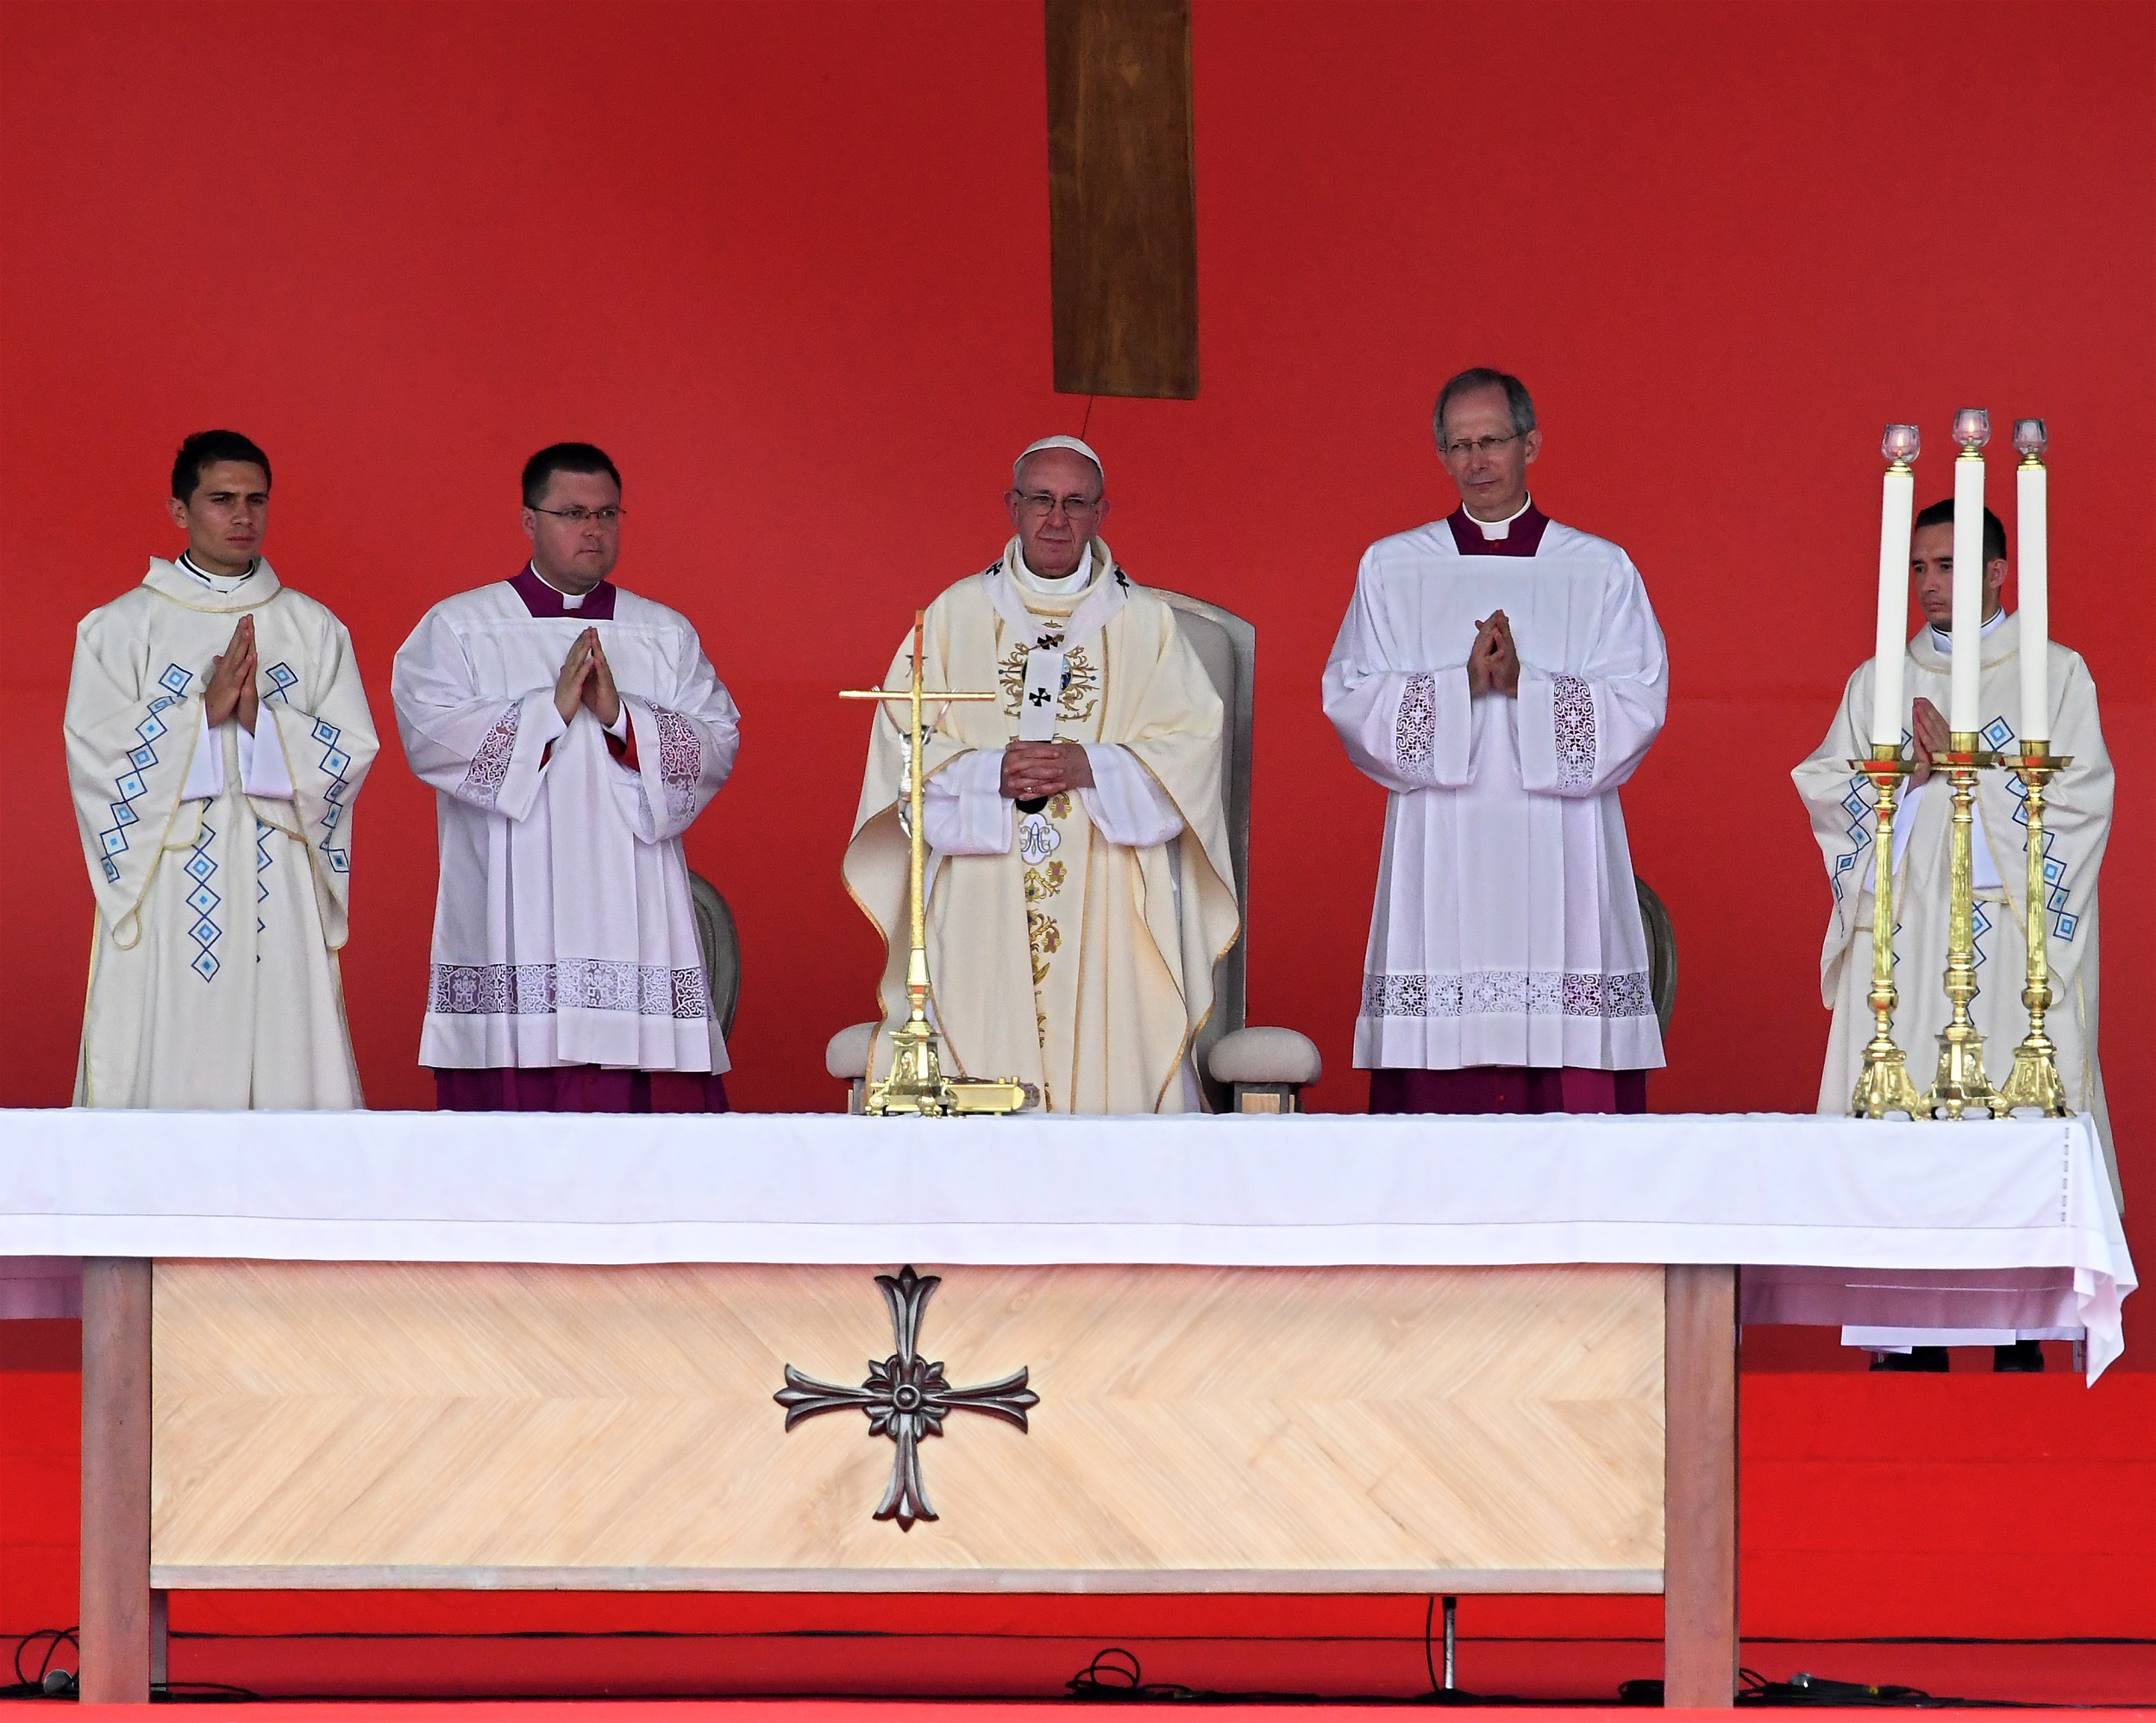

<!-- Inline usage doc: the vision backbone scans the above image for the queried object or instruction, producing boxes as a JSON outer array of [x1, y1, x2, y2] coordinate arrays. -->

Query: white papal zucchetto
[[1013, 435, 1103, 483]]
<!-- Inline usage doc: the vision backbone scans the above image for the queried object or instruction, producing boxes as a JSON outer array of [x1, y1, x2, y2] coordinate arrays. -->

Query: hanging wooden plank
[[1045, 0, 1198, 399]]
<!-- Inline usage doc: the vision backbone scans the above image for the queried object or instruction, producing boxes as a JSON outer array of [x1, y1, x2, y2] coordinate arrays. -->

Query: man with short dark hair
[[1324, 369, 1669, 1113], [1792, 497, 2115, 1369], [65, 431, 378, 1106], [392, 443, 742, 1112]]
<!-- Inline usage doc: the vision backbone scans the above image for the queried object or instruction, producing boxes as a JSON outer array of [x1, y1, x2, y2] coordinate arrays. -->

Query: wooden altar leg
[[1664, 1263, 1738, 1707], [80, 1257, 152, 1704]]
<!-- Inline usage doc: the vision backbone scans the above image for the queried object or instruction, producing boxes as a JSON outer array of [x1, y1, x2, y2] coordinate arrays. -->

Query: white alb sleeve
[[1076, 743, 1183, 847], [241, 710, 296, 801], [921, 748, 1012, 855], [179, 708, 225, 802]]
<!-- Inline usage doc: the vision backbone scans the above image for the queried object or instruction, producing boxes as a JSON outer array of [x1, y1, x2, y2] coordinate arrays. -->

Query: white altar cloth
[[0, 1109, 2132, 1377]]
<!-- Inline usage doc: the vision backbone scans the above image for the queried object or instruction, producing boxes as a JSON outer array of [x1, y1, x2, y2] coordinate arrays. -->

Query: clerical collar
[[177, 550, 260, 592], [1474, 495, 1533, 537], [510, 562, 618, 620], [1445, 499, 1549, 557], [1929, 608, 2006, 650], [1015, 545, 1093, 596]]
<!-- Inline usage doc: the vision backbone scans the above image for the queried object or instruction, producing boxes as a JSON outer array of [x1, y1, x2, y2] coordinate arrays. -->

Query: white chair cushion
[[825, 1022, 877, 1081], [1206, 1025, 1321, 1086]]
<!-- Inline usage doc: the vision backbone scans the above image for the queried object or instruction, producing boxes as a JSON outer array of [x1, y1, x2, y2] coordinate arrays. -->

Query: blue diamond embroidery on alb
[[184, 820, 221, 981], [1981, 716, 2014, 753], [1831, 774, 1873, 905], [99, 668, 191, 866], [256, 821, 273, 944], [310, 719, 354, 873]]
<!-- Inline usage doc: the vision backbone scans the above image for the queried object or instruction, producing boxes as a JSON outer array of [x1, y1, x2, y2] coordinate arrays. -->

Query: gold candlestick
[[840, 613, 1030, 1117], [1991, 743, 2073, 1117], [1922, 735, 1999, 1118], [1849, 744, 1928, 1118]]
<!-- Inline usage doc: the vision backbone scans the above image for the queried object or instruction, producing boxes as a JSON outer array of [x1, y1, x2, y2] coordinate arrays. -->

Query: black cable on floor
[[3, 1627, 77, 1699]]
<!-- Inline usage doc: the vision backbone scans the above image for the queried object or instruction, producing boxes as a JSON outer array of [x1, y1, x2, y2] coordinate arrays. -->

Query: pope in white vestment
[[66, 555, 377, 1107], [1326, 501, 1670, 1108], [392, 564, 741, 1109], [1794, 611, 2117, 1204], [842, 504, 1239, 1113]]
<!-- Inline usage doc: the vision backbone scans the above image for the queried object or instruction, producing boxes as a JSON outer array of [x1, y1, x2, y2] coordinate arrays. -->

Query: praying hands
[[554, 628, 622, 727], [1466, 609, 1520, 698], [1001, 739, 1094, 800], [204, 614, 260, 734], [1908, 696, 1952, 787]]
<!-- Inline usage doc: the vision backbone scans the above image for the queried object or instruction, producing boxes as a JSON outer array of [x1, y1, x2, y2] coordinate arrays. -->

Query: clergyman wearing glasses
[[841, 435, 1238, 1114], [391, 442, 743, 1113]]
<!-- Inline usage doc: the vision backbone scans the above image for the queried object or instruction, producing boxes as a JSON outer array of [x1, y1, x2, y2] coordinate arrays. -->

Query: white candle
[[1871, 428, 1919, 749], [2014, 419, 2049, 749], [1948, 410, 1989, 735]]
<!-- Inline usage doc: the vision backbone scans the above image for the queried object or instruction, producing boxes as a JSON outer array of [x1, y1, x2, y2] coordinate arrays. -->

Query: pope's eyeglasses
[[1015, 492, 1101, 521]]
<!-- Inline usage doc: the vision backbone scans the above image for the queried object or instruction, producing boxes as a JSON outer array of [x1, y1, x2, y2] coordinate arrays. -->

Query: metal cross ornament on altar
[[774, 1267, 1039, 1530], [838, 611, 1028, 1114]]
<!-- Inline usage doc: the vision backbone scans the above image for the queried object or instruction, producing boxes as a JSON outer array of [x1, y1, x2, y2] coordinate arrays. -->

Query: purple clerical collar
[[509, 564, 617, 620], [1445, 503, 1550, 557]]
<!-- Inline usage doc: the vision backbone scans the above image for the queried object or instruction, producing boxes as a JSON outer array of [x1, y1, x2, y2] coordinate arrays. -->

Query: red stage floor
[[1, 1707, 2153, 1722]]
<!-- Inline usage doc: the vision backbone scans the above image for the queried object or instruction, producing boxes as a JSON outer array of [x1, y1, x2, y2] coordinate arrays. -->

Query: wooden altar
[[81, 1258, 1739, 1703]]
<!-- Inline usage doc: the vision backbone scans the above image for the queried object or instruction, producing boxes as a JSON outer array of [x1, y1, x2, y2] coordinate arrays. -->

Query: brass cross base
[[1921, 741, 1997, 1119], [1848, 748, 1927, 1118], [1990, 748, 2073, 1118], [865, 1011, 1030, 1118]]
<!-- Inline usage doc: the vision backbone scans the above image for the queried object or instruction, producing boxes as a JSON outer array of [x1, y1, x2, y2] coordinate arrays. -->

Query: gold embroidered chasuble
[[843, 541, 1239, 1113]]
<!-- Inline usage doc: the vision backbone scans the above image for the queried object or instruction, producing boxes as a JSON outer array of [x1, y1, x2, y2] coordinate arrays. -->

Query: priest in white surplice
[[66, 430, 378, 1108], [1794, 498, 2116, 1206], [842, 436, 1239, 1113], [1325, 369, 1668, 1113], [392, 443, 742, 1112]]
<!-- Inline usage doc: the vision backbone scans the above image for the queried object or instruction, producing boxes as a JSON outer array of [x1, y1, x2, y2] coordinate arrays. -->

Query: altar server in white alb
[[392, 443, 742, 1112], [66, 430, 378, 1107], [1325, 370, 1668, 1113], [842, 436, 1239, 1113], [1794, 498, 2115, 1197]]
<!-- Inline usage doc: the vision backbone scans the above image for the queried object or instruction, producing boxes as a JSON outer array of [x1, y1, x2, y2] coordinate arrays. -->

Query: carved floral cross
[[774, 1266, 1038, 1531]]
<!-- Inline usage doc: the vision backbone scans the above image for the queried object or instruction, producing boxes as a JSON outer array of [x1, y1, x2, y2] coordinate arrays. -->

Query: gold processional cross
[[839, 612, 1030, 1115]]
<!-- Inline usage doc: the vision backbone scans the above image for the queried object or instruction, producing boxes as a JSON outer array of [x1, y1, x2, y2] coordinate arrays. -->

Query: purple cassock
[[425, 567, 730, 1116], [1365, 504, 1649, 1118]]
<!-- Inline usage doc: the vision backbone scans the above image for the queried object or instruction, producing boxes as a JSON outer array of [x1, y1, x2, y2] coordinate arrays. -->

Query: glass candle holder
[[2013, 417, 2048, 460], [1881, 423, 1921, 467], [1952, 407, 1991, 450]]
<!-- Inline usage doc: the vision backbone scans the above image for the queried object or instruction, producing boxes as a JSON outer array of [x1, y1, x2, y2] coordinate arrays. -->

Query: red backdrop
[[2, 0, 2148, 1333]]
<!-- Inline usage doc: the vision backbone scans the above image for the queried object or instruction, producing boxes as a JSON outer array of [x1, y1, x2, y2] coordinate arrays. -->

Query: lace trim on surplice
[[652, 706, 702, 818], [1359, 969, 1655, 1021], [429, 959, 713, 1020], [1552, 674, 1595, 789], [459, 704, 521, 808], [1395, 673, 1438, 775]]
